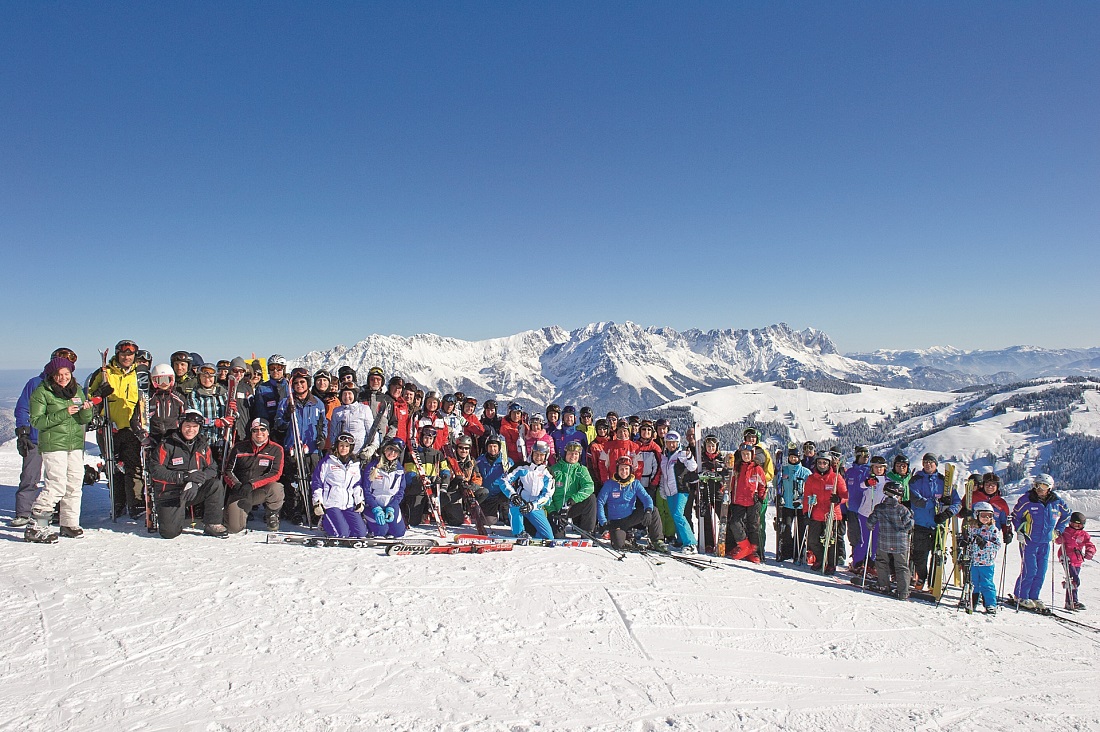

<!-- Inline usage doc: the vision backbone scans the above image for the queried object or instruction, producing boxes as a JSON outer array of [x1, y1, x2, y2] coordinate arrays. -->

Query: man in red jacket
[[223, 418, 286, 533]]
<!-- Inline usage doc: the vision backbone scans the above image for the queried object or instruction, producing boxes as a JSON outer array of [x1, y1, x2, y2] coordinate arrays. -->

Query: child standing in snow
[[867, 482, 913, 600], [1056, 512, 1096, 610], [964, 501, 1003, 615]]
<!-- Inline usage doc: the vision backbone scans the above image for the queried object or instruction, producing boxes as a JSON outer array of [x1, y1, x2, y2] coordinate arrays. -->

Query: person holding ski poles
[[1011, 473, 1071, 611], [274, 368, 328, 525], [803, 454, 847, 574], [1056, 512, 1096, 610], [776, 445, 810, 562]]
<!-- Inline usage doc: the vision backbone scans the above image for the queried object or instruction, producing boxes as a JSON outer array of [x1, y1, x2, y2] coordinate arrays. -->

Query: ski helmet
[[339, 383, 359, 399], [528, 414, 545, 426], [507, 402, 522, 413], [455, 435, 474, 449], [982, 472, 1001, 487], [563, 405, 576, 415], [216, 359, 231, 370], [290, 368, 310, 383], [268, 354, 287, 366], [546, 403, 562, 415], [313, 369, 332, 382], [595, 419, 608, 430], [532, 440, 551, 455], [136, 349, 152, 363], [151, 363, 174, 388], [972, 501, 995, 517], [189, 352, 203, 367], [367, 366, 384, 379], [579, 406, 593, 417], [854, 445, 870, 457], [814, 455, 831, 473], [339, 365, 357, 380], [197, 362, 217, 375], [171, 350, 191, 364], [381, 437, 404, 453], [738, 442, 754, 453], [114, 339, 138, 355], [387, 375, 403, 387], [893, 454, 909, 467], [870, 455, 887, 466], [1070, 512, 1086, 526], [565, 439, 584, 454], [802, 441, 816, 450], [1033, 473, 1054, 489], [180, 409, 205, 426], [664, 431, 681, 444], [615, 454, 633, 468], [335, 432, 356, 447], [419, 425, 437, 441], [883, 481, 903, 497]]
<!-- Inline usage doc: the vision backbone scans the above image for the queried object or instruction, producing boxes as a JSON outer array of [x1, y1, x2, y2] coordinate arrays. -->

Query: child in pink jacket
[[1056, 511, 1096, 610]]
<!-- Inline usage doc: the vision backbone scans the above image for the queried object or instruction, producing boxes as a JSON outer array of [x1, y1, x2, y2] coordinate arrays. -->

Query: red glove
[[864, 477, 878, 487], [227, 400, 237, 414], [215, 415, 235, 429]]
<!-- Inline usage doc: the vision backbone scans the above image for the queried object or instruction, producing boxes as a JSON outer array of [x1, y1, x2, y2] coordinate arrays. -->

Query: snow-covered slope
[[297, 322, 980, 414], [851, 345, 1100, 379], [2, 438, 1099, 732], [664, 378, 1100, 491]]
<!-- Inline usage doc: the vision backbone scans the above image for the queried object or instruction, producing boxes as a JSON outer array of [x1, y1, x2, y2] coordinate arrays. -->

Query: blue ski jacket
[[908, 469, 961, 529], [254, 377, 289, 424], [1012, 488, 1071, 544], [15, 372, 45, 443], [778, 462, 811, 509], [597, 478, 654, 524], [275, 394, 328, 454]]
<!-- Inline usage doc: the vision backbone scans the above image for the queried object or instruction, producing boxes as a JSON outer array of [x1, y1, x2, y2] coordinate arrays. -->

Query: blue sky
[[1, 2, 1097, 368]]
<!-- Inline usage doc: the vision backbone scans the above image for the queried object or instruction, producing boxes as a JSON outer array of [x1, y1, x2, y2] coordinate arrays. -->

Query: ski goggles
[[171, 351, 191, 363], [335, 433, 356, 446], [151, 375, 174, 389], [52, 348, 78, 363], [136, 350, 152, 362], [180, 410, 205, 425], [116, 341, 138, 354]]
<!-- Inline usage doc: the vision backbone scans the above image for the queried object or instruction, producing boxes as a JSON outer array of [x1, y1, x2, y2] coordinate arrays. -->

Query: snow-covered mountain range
[[297, 321, 1005, 414], [849, 345, 1100, 378]]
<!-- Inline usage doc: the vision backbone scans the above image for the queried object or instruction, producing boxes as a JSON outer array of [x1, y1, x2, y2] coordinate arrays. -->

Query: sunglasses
[[251, 427, 269, 433]]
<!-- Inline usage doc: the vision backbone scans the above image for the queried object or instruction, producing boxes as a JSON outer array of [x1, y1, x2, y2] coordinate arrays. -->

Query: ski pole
[[570, 518, 627, 562], [859, 525, 873, 592]]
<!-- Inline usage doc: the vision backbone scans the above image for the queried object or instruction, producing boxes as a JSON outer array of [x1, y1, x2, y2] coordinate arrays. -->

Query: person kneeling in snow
[[362, 439, 408, 538], [311, 432, 367, 539], [598, 455, 666, 552], [495, 440, 555, 540], [147, 409, 228, 539]]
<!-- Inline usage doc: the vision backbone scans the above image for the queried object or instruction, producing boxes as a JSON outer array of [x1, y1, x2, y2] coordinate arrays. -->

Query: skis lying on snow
[[452, 533, 594, 548], [1002, 596, 1100, 632], [266, 533, 438, 549], [385, 541, 513, 555]]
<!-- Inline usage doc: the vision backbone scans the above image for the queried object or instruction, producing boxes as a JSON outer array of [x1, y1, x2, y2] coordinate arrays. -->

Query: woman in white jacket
[[328, 383, 379, 463], [310, 432, 366, 538]]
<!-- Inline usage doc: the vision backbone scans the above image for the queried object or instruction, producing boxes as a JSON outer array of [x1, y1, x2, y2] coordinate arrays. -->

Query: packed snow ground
[[2, 439, 1099, 732]]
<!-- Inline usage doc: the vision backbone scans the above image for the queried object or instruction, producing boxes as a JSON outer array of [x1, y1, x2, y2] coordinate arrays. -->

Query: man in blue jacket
[[1011, 473, 1071, 610], [907, 453, 960, 591]]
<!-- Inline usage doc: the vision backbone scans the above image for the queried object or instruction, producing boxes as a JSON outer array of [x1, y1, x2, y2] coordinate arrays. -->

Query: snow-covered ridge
[[850, 344, 1100, 378], [297, 321, 989, 413]]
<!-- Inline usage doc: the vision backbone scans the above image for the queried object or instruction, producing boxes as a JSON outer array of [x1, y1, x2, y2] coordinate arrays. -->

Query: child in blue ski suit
[[1011, 473, 1071, 610], [964, 501, 1003, 614], [776, 447, 810, 562], [494, 440, 555, 540]]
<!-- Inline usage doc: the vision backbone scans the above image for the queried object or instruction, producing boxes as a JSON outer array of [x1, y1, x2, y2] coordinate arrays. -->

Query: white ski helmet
[[972, 501, 995, 516], [1033, 473, 1055, 489], [151, 363, 175, 388]]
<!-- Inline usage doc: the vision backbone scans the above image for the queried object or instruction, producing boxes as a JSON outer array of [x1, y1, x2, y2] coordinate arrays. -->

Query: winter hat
[[44, 357, 75, 377], [922, 453, 938, 465], [230, 357, 248, 371], [250, 418, 269, 431]]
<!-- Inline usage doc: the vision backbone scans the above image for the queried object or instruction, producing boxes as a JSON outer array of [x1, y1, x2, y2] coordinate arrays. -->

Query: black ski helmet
[[1070, 512, 1086, 526]]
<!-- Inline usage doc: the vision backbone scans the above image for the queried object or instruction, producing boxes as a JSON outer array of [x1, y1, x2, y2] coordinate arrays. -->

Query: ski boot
[[24, 521, 59, 544], [59, 526, 84, 539]]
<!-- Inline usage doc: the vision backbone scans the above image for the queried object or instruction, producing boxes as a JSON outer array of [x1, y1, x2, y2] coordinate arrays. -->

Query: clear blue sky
[[2, 2, 1097, 368]]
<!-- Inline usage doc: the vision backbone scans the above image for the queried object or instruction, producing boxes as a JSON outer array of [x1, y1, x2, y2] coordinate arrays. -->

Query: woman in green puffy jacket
[[26, 357, 95, 542]]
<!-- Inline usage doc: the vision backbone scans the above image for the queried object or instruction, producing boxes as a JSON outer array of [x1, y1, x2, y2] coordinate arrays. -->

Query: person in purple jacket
[[362, 439, 408, 538], [12, 348, 78, 526], [845, 446, 872, 572]]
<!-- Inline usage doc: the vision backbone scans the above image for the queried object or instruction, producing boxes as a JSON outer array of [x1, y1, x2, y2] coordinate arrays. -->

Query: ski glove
[[226, 400, 237, 415], [15, 427, 32, 457], [509, 493, 525, 507], [520, 501, 535, 514], [1002, 527, 1014, 544], [975, 535, 987, 549], [354, 502, 364, 514], [830, 494, 842, 505], [313, 503, 324, 517], [187, 470, 206, 485], [385, 506, 396, 523], [934, 511, 951, 525], [958, 507, 972, 518], [94, 382, 114, 398], [373, 506, 387, 525], [863, 477, 878, 488]]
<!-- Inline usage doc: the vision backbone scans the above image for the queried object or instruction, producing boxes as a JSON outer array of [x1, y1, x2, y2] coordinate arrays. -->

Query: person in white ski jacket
[[657, 431, 699, 553], [328, 383, 379, 462], [494, 440, 555, 539], [310, 432, 366, 538]]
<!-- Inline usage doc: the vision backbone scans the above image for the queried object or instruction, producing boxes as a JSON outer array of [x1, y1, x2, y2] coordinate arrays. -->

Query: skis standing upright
[[284, 393, 314, 530], [219, 375, 240, 477], [930, 463, 956, 600], [404, 445, 448, 538], [99, 349, 119, 522], [715, 451, 734, 558], [136, 375, 157, 533]]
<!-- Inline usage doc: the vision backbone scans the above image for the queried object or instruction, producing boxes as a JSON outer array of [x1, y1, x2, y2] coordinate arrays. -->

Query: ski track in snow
[[0, 441, 1099, 731]]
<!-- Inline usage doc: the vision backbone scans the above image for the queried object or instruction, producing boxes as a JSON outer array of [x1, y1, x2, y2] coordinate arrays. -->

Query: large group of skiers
[[12, 343, 1097, 615]]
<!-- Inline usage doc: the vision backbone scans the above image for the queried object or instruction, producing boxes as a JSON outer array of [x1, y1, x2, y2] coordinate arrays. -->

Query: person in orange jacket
[[802, 453, 848, 573], [599, 421, 640, 485]]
